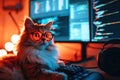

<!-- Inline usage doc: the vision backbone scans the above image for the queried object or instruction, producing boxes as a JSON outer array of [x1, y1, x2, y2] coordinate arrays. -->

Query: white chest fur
[[21, 46, 59, 70]]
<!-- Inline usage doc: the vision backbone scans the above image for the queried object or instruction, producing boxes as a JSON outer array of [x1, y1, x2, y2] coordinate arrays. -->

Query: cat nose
[[42, 37, 45, 41], [42, 38, 45, 41], [41, 34, 46, 41]]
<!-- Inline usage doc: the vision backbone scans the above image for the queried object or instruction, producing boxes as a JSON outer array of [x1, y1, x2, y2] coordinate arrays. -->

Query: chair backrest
[[98, 39, 120, 76]]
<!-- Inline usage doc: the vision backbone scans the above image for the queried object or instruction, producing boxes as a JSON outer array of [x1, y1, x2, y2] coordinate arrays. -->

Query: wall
[[56, 42, 103, 62], [0, 0, 29, 48], [0, 0, 103, 62]]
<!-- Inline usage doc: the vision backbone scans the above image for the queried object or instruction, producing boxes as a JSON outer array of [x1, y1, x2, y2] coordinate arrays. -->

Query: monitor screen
[[91, 0, 120, 42], [30, 0, 90, 42]]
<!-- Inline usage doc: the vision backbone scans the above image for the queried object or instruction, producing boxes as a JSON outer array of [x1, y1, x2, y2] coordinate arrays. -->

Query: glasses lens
[[32, 32, 42, 41], [45, 32, 53, 41]]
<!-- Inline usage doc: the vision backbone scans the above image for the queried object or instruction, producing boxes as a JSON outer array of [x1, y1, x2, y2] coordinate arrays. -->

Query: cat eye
[[31, 32, 42, 41], [45, 32, 53, 41], [30, 32, 53, 41]]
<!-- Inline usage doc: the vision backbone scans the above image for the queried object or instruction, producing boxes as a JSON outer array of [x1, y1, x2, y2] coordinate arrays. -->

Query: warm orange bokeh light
[[5, 42, 14, 52], [13, 49, 18, 55], [11, 34, 20, 44], [0, 49, 7, 57]]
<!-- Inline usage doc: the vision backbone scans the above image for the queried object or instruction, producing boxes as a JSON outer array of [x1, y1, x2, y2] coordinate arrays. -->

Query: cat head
[[20, 17, 54, 49], [25, 18, 53, 33]]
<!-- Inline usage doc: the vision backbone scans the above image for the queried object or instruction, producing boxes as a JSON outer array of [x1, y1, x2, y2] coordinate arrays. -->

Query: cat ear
[[45, 21, 53, 29], [24, 17, 34, 31]]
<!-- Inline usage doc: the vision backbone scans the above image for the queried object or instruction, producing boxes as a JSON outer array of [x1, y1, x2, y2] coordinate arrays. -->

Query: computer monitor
[[91, 0, 120, 42], [30, 0, 90, 42]]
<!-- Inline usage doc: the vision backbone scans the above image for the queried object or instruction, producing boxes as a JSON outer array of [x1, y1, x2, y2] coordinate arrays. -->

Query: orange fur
[[16, 17, 67, 80], [0, 17, 67, 80]]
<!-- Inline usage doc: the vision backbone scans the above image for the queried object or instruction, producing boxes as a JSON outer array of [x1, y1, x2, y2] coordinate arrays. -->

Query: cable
[[8, 12, 20, 34], [87, 43, 103, 49]]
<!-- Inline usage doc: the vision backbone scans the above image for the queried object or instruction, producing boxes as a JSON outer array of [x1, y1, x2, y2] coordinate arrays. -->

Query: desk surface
[[73, 58, 120, 80]]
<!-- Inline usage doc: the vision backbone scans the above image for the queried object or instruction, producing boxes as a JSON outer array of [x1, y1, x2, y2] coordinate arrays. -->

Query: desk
[[73, 58, 120, 80]]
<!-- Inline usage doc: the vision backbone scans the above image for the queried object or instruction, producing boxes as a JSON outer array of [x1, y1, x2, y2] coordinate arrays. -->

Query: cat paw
[[58, 60, 65, 66]]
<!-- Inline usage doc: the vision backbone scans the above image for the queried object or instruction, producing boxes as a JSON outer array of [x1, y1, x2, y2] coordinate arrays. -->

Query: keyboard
[[56, 65, 104, 80]]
